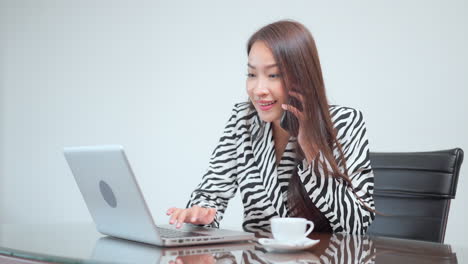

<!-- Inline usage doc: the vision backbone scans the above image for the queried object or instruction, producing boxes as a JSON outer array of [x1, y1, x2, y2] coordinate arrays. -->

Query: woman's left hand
[[281, 91, 316, 163]]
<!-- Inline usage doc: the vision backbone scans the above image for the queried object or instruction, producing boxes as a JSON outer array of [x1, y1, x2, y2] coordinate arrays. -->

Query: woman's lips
[[257, 100, 277, 111]]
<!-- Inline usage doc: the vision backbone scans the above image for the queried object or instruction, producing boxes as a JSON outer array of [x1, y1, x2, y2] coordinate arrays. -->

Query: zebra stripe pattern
[[187, 102, 375, 234]]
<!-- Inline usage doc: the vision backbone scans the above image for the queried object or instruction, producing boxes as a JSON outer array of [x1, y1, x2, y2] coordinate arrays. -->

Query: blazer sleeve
[[296, 108, 375, 234], [186, 106, 240, 228]]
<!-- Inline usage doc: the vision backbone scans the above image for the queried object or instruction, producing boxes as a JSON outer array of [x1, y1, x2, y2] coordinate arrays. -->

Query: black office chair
[[367, 148, 464, 243]]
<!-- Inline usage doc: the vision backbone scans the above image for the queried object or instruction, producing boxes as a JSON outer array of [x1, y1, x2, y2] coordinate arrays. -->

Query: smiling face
[[246, 41, 287, 123]]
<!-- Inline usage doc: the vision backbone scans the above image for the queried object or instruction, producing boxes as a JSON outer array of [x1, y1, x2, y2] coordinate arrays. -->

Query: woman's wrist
[[298, 139, 314, 164]]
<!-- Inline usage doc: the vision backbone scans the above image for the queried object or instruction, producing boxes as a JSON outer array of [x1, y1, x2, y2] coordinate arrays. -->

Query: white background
[[1, 0, 467, 248]]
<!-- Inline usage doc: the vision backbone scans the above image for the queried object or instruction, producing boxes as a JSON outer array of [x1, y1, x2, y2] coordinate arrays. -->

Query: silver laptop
[[63, 145, 254, 247]]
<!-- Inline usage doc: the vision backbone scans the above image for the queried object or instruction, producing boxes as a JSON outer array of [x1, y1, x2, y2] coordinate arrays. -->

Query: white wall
[[1, 0, 467, 247]]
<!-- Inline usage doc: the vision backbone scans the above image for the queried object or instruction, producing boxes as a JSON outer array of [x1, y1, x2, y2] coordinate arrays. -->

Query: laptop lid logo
[[99, 180, 117, 208]]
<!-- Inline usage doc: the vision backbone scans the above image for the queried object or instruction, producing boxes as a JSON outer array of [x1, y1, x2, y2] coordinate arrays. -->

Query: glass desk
[[0, 223, 460, 263]]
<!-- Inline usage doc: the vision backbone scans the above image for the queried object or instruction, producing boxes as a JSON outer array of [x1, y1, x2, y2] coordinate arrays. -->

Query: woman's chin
[[258, 113, 281, 123]]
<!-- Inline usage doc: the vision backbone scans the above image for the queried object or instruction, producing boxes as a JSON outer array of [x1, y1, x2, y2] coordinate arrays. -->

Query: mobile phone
[[280, 95, 303, 137]]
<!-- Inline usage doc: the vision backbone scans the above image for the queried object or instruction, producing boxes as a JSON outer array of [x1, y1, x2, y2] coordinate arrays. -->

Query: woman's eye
[[247, 73, 256, 78], [269, 74, 281, 78]]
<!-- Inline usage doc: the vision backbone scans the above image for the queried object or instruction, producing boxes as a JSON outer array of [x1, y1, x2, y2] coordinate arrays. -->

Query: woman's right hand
[[166, 205, 217, 229]]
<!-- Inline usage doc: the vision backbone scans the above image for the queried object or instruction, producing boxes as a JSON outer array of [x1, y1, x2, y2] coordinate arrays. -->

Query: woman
[[167, 20, 375, 235]]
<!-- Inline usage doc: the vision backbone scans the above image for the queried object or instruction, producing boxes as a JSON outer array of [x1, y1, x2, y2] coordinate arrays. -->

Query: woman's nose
[[253, 78, 269, 97]]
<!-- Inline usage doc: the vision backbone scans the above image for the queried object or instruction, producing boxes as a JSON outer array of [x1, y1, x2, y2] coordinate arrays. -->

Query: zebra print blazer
[[187, 102, 375, 234]]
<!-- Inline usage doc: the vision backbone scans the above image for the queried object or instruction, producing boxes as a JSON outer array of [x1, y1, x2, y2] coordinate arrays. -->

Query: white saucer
[[258, 238, 320, 252]]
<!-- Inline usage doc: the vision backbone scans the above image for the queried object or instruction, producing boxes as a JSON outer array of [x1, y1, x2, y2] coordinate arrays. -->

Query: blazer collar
[[250, 111, 290, 217]]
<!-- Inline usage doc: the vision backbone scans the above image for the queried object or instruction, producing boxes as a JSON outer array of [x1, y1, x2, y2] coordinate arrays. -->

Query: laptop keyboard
[[157, 227, 208, 238]]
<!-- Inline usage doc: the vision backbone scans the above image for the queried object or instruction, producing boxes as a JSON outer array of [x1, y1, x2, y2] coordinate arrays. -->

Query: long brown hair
[[247, 20, 353, 187]]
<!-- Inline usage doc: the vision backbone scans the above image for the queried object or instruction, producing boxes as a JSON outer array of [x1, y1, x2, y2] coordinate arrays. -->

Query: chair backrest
[[367, 148, 464, 243]]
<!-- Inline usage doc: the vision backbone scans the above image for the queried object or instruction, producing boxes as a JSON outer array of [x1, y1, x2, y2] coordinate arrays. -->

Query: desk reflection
[[87, 232, 457, 264], [242, 232, 367, 264], [89, 236, 250, 264], [244, 232, 457, 264]]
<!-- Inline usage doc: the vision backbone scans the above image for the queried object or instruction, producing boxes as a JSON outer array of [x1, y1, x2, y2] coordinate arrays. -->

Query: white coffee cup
[[270, 217, 314, 241]]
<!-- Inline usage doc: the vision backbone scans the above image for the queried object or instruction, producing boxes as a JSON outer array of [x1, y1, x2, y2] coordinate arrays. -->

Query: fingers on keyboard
[[169, 208, 182, 225], [167, 206, 217, 226]]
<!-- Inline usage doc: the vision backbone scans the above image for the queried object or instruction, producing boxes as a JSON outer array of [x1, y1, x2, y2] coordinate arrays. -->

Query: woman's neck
[[272, 120, 290, 165], [272, 120, 289, 140]]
